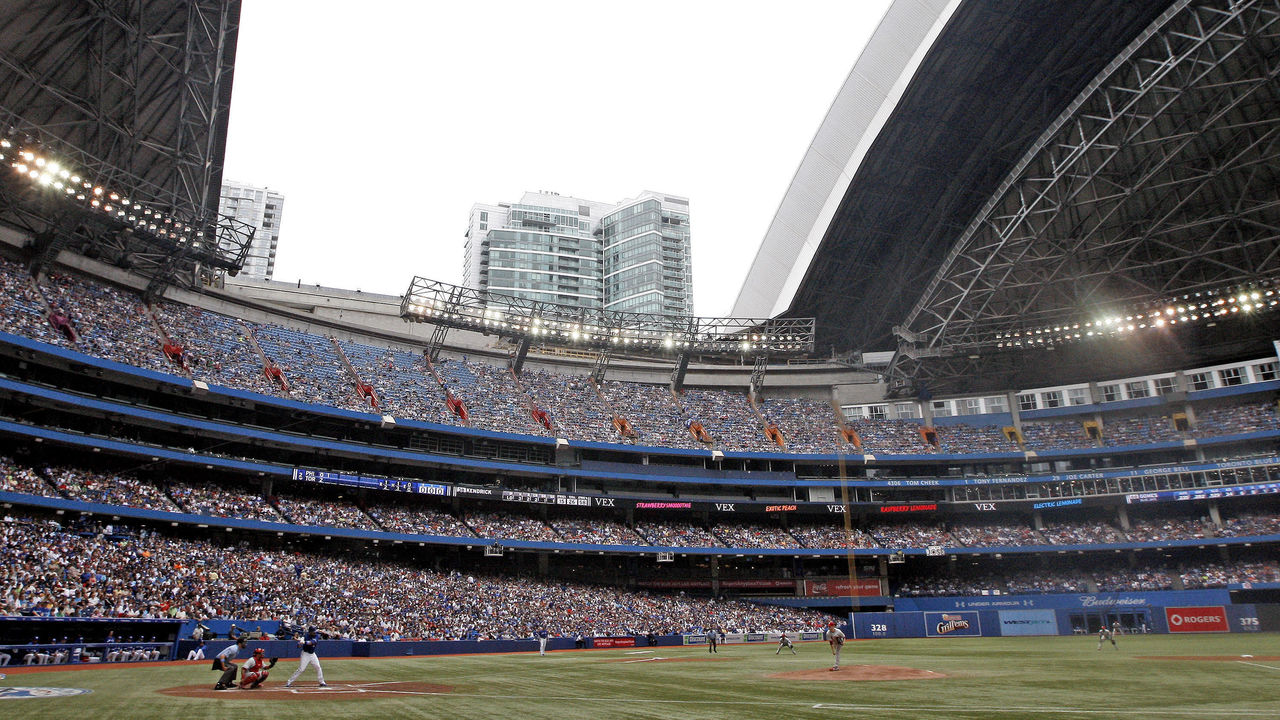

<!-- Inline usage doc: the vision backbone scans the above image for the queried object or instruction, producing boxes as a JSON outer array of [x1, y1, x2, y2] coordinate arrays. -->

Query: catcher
[[212, 639, 277, 690], [238, 647, 277, 689]]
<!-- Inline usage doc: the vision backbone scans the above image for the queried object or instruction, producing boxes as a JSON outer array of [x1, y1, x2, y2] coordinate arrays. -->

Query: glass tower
[[464, 190, 692, 315], [600, 192, 692, 315]]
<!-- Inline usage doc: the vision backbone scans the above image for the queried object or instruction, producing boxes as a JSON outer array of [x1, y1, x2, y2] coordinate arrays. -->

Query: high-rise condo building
[[464, 190, 692, 315], [218, 180, 284, 281]]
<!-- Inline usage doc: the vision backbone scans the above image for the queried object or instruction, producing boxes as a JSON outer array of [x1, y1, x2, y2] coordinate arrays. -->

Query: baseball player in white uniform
[[285, 628, 327, 688], [1097, 626, 1117, 650], [827, 622, 845, 671], [776, 632, 797, 655]]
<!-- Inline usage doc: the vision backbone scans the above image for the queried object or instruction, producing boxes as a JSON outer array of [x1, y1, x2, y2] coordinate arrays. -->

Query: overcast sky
[[223, 1, 891, 316]]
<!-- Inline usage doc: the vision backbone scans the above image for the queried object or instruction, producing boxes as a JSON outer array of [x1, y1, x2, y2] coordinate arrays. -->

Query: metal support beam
[[748, 354, 769, 398], [590, 349, 612, 384], [670, 351, 691, 392], [426, 323, 449, 363], [510, 336, 531, 376]]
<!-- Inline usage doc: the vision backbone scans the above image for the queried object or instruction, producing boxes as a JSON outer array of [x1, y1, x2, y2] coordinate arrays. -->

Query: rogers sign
[[1165, 606, 1228, 633]]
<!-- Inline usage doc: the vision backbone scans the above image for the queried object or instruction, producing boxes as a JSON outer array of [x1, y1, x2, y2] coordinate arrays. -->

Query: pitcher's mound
[[159, 680, 452, 700], [768, 664, 946, 682]]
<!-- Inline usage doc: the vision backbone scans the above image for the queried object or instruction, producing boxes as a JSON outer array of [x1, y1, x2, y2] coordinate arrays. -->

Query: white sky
[[223, 1, 892, 316]]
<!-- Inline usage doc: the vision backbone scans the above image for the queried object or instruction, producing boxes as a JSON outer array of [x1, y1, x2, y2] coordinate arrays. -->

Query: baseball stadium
[[0, 0, 1278, 718]]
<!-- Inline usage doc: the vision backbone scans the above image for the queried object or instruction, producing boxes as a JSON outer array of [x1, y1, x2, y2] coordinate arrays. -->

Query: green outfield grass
[[6, 634, 1280, 719]]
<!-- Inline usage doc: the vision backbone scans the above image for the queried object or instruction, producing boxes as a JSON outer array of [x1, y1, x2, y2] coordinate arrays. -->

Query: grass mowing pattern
[[7, 635, 1280, 719]]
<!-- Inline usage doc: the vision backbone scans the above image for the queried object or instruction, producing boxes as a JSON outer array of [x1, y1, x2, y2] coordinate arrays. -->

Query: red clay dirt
[[1138, 655, 1280, 662], [601, 655, 742, 663], [158, 680, 453, 700], [767, 664, 946, 682]]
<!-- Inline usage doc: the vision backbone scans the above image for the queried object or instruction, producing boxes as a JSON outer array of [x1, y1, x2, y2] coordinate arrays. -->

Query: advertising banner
[[1165, 606, 1229, 633], [803, 578, 882, 597], [683, 634, 708, 646], [997, 610, 1058, 636], [924, 611, 982, 638], [592, 637, 637, 648]]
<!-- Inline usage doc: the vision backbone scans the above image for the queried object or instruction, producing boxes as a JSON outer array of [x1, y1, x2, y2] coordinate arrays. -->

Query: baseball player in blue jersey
[[285, 628, 327, 687], [537, 629, 549, 656]]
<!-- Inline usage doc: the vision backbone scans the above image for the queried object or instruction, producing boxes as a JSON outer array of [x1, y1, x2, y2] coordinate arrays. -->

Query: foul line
[[1238, 660, 1280, 672], [340, 689, 1278, 716], [812, 703, 1274, 716]]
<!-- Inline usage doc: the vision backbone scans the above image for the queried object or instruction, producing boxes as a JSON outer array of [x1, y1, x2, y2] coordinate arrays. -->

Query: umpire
[[212, 637, 247, 690]]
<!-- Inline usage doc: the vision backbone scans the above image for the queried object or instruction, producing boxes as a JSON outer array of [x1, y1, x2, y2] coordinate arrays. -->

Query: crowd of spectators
[[1126, 516, 1212, 542], [867, 522, 949, 548], [934, 424, 1020, 454], [1020, 420, 1096, 451], [758, 397, 848, 454], [600, 380, 702, 449], [633, 520, 720, 547], [41, 271, 174, 375], [1102, 416, 1183, 446], [341, 342, 463, 425], [0, 456, 62, 498], [680, 389, 775, 453], [1039, 520, 1128, 545], [6, 455, 1280, 553], [948, 522, 1039, 547], [365, 500, 475, 537], [895, 571, 1009, 597], [0, 516, 828, 637], [518, 369, 620, 443], [46, 466, 178, 512], [1217, 512, 1280, 537], [848, 419, 934, 455], [251, 323, 369, 412], [1179, 561, 1280, 588], [0, 257, 63, 344], [787, 522, 876, 549], [463, 510, 559, 542], [709, 522, 799, 549], [1193, 403, 1280, 437], [166, 479, 282, 523], [547, 514, 645, 545], [272, 495, 377, 531], [9, 260, 1280, 455], [151, 302, 278, 395], [436, 358, 550, 436], [1093, 568, 1176, 591], [1003, 570, 1089, 594]]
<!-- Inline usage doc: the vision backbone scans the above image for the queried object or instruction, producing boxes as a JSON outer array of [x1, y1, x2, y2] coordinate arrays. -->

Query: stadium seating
[[1020, 420, 1096, 451], [0, 515, 828, 636], [4, 261, 1280, 456], [758, 397, 848, 454], [519, 368, 620, 443], [848, 419, 934, 454]]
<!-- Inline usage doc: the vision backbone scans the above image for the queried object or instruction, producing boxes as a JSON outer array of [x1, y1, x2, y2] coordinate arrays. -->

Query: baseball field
[[4, 634, 1279, 719]]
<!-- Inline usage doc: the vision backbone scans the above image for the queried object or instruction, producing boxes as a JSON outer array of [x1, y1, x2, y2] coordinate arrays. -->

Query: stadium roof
[[0, 0, 244, 287], [736, 0, 1280, 392]]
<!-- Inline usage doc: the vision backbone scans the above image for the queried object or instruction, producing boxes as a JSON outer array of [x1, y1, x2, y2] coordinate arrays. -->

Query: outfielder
[[286, 628, 326, 688], [827, 622, 845, 671], [537, 629, 549, 657], [776, 632, 796, 655], [1097, 626, 1117, 650]]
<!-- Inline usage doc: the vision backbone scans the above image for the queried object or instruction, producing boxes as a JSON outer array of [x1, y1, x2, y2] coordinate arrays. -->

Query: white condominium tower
[[464, 190, 692, 315], [218, 180, 285, 281]]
